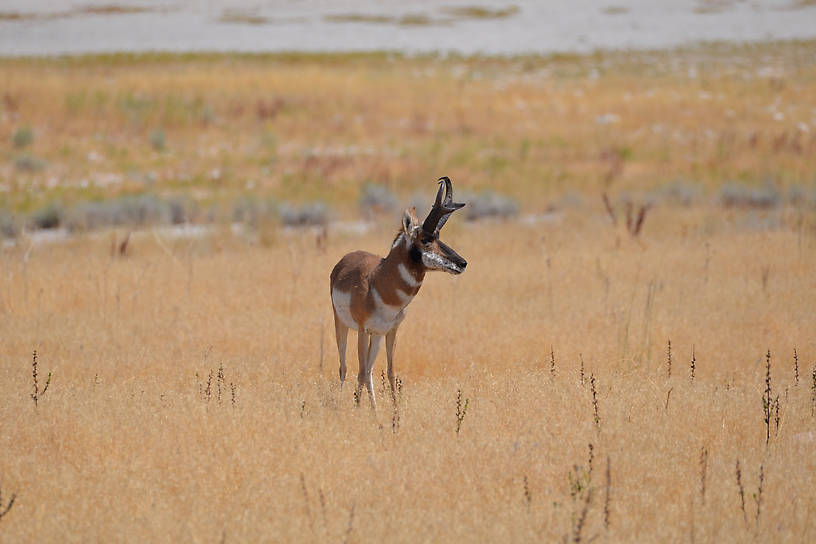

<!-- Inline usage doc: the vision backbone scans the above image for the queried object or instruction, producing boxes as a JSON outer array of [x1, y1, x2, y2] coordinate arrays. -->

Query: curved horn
[[422, 176, 465, 235]]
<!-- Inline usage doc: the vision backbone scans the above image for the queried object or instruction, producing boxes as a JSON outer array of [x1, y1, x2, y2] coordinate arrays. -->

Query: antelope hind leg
[[334, 311, 349, 387], [356, 329, 369, 404]]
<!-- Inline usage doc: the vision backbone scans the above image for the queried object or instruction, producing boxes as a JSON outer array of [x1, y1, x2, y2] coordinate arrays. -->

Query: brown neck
[[371, 234, 425, 299]]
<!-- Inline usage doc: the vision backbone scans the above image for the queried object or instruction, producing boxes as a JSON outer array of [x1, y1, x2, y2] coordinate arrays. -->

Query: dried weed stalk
[[573, 487, 593, 543], [299, 472, 314, 533], [601, 193, 651, 237], [216, 363, 224, 403], [690, 346, 696, 383], [568, 451, 594, 543], [318, 488, 328, 532], [30, 350, 51, 407], [587, 443, 595, 479], [793, 347, 799, 385], [735, 460, 747, 526], [763, 350, 772, 444], [391, 403, 400, 434], [343, 504, 356, 544], [579, 353, 586, 386], [455, 389, 469, 435], [590, 374, 600, 427], [699, 447, 708, 504], [199, 364, 236, 406], [204, 370, 213, 401], [523, 475, 532, 508], [811, 366, 816, 416], [0, 478, 16, 521], [753, 464, 765, 526], [604, 455, 611, 531]]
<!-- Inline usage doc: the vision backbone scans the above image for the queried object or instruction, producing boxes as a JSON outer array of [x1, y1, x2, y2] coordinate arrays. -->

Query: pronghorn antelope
[[330, 177, 467, 407]]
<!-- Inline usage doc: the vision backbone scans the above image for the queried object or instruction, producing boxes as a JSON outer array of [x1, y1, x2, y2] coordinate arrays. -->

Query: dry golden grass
[[1, 41, 815, 214], [1, 205, 815, 541], [1, 41, 816, 541]]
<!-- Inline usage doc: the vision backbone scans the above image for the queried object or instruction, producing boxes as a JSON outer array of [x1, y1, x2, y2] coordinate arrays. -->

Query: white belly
[[331, 288, 357, 330], [365, 288, 407, 335]]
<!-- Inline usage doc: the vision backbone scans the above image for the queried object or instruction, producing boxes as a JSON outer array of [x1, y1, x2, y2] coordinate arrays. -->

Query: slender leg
[[365, 335, 383, 408], [334, 311, 349, 387], [385, 328, 398, 402], [356, 329, 369, 405]]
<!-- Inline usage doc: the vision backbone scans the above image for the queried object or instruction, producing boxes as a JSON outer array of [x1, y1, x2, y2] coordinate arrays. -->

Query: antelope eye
[[420, 235, 433, 244]]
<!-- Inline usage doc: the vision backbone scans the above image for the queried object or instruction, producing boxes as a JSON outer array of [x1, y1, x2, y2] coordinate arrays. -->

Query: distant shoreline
[[2, 0, 816, 57], [1, 37, 815, 62]]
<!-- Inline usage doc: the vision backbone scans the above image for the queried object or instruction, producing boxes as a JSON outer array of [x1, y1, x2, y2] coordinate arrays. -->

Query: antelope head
[[402, 176, 468, 275]]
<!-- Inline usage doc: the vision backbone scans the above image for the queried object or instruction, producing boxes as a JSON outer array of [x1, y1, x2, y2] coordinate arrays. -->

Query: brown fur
[[330, 238, 425, 328], [329, 205, 465, 407]]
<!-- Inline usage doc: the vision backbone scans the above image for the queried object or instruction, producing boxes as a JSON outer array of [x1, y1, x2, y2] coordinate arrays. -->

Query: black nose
[[460, 260, 467, 270]]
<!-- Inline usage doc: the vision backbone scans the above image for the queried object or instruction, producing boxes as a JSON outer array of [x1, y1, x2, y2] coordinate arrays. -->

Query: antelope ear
[[402, 208, 419, 239]]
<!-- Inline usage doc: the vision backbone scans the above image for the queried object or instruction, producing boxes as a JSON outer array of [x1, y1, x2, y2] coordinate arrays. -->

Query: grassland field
[[1, 41, 816, 542]]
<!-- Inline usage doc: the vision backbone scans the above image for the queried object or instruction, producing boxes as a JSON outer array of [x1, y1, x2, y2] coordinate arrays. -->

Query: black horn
[[421, 176, 465, 236]]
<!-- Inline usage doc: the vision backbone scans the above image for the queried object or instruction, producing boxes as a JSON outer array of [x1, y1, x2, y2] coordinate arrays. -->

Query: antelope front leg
[[385, 328, 398, 402], [356, 329, 383, 408], [365, 335, 383, 408]]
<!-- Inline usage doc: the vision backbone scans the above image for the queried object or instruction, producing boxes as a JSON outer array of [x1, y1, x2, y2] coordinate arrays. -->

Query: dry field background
[[1, 210, 815, 542], [1, 41, 815, 217], [1, 42, 816, 542]]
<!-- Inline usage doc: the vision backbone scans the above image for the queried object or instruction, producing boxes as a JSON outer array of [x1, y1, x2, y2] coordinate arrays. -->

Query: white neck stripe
[[398, 263, 421, 288]]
